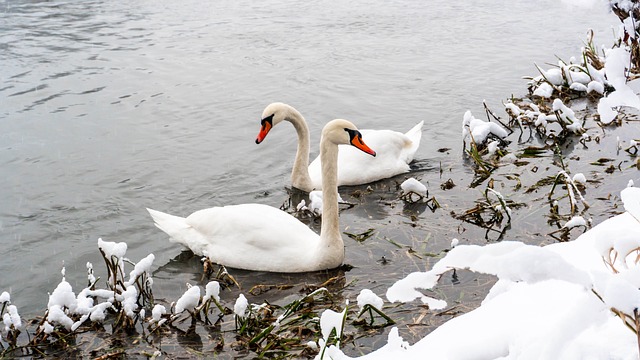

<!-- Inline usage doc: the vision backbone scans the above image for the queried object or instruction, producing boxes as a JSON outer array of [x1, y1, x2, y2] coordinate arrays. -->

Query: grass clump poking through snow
[[462, 109, 511, 184], [0, 292, 21, 350], [398, 177, 441, 212], [354, 289, 395, 327], [399, 177, 428, 203]]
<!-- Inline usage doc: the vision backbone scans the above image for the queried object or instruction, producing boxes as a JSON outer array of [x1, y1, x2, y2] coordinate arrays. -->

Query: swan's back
[[148, 204, 323, 272], [308, 121, 424, 187]]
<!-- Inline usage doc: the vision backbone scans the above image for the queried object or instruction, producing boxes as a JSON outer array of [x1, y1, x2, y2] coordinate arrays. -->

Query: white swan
[[255, 102, 423, 192], [147, 119, 376, 273]]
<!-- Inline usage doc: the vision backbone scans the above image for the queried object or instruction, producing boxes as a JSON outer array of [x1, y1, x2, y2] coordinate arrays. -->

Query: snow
[[601, 276, 640, 315], [151, 304, 167, 323], [563, 216, 587, 229], [462, 110, 509, 144], [568, 70, 592, 85], [303, 191, 344, 215], [622, 16, 638, 39], [572, 173, 587, 184], [120, 285, 138, 318], [97, 238, 127, 259], [308, 191, 324, 214], [487, 140, 500, 154], [541, 67, 564, 85], [320, 186, 640, 359], [75, 289, 94, 315], [450, 238, 459, 248], [386, 271, 447, 309], [587, 80, 605, 94], [597, 47, 640, 124], [48, 280, 77, 312], [320, 306, 347, 343], [89, 302, 112, 322], [356, 289, 383, 311], [86, 262, 96, 285], [534, 113, 548, 127], [533, 82, 554, 97], [504, 102, 521, 116], [41, 321, 54, 334], [570, 82, 588, 92], [0, 292, 9, 303], [400, 178, 427, 196], [553, 99, 583, 133], [204, 281, 221, 303], [234, 294, 248, 318], [2, 305, 21, 332], [47, 305, 74, 331], [527, 33, 640, 126], [125, 254, 155, 286], [622, 187, 640, 220], [174, 285, 200, 314]]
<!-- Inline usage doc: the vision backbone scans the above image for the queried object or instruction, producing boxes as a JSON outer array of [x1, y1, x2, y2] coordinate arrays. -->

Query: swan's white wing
[[149, 204, 320, 272], [308, 121, 423, 187]]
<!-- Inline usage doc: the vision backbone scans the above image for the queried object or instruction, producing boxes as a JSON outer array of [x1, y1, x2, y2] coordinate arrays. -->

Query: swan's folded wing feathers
[[403, 120, 424, 163], [183, 204, 320, 270], [308, 123, 423, 187]]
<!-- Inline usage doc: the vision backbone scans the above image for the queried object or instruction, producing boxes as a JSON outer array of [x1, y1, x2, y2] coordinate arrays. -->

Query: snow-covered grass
[[295, 190, 345, 217], [399, 177, 428, 203], [462, 110, 509, 150], [524, 19, 640, 127]]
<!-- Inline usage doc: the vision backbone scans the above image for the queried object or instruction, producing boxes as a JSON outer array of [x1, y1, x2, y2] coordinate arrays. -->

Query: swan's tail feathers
[[147, 208, 194, 248], [404, 120, 424, 162]]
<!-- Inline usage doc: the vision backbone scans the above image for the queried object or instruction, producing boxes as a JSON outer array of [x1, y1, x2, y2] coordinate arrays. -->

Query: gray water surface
[[1, 0, 617, 319]]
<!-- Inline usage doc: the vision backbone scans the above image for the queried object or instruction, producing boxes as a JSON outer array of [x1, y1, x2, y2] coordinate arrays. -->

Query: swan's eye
[[261, 114, 274, 128], [344, 128, 359, 141]]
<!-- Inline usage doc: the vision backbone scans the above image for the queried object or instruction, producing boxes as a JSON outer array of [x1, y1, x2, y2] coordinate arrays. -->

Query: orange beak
[[255, 119, 272, 144], [351, 134, 376, 157]]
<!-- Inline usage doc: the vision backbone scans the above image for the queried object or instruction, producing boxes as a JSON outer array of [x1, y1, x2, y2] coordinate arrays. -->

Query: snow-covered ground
[[317, 186, 640, 360]]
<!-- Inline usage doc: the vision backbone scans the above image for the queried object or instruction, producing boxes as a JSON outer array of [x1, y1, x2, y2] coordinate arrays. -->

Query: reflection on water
[[0, 0, 617, 347]]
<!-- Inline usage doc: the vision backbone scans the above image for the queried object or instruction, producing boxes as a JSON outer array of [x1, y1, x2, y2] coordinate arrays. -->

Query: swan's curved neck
[[285, 108, 314, 192], [319, 137, 342, 251]]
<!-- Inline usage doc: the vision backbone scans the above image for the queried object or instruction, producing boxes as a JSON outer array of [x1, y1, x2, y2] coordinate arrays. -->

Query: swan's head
[[323, 119, 377, 157], [255, 102, 293, 144]]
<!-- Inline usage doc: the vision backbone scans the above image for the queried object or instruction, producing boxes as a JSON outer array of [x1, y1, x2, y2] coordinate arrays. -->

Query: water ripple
[[9, 84, 49, 97]]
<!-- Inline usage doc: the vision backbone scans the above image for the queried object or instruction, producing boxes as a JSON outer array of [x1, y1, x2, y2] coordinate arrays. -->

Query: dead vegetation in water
[[456, 8, 640, 244], [0, 240, 398, 359]]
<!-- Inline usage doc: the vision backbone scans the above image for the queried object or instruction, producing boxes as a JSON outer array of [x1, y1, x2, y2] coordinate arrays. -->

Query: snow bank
[[322, 186, 640, 359]]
